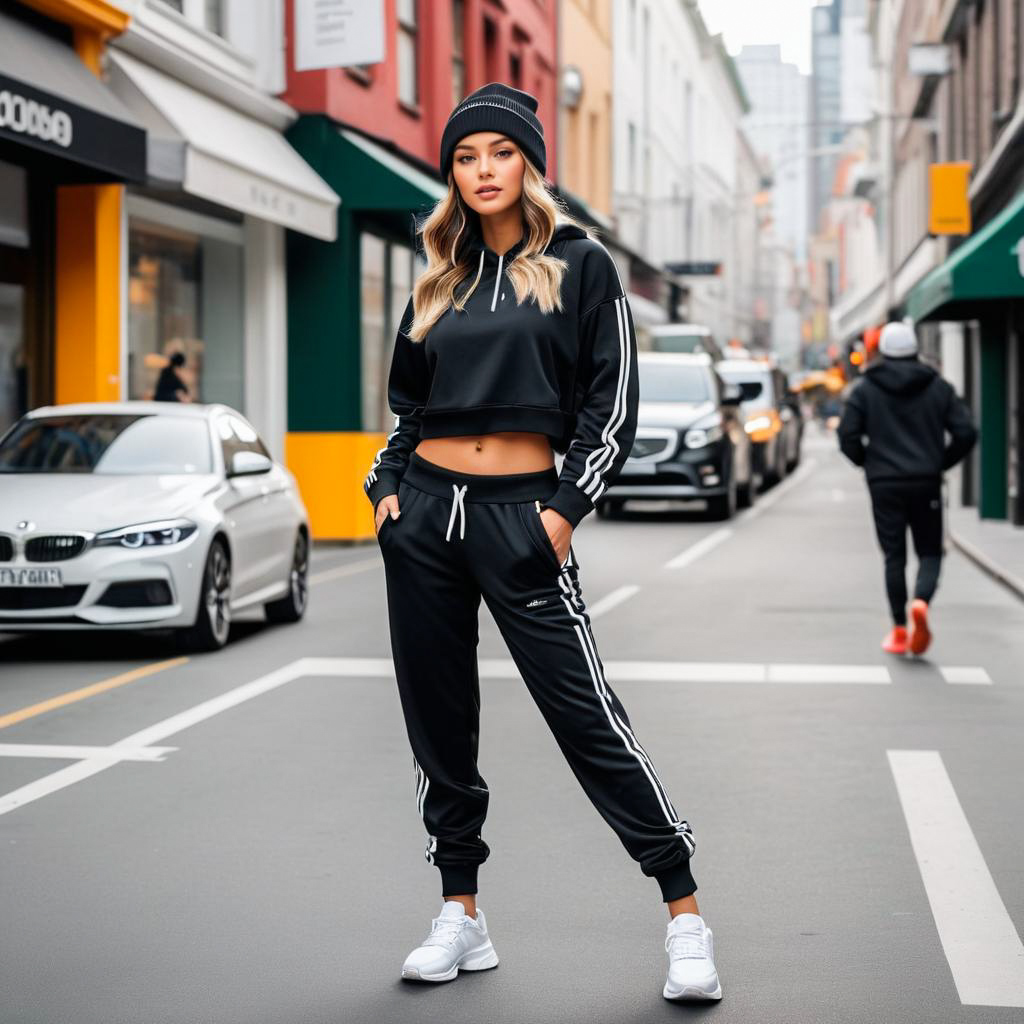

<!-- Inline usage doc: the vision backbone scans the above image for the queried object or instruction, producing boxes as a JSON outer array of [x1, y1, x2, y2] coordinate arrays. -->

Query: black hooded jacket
[[837, 357, 977, 483], [363, 221, 639, 528]]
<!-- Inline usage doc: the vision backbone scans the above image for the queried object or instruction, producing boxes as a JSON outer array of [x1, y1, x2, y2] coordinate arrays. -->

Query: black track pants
[[376, 451, 697, 903], [868, 479, 944, 626]]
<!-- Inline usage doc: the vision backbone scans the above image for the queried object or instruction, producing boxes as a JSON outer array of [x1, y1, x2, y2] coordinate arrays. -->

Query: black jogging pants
[[868, 478, 944, 625], [375, 451, 697, 903]]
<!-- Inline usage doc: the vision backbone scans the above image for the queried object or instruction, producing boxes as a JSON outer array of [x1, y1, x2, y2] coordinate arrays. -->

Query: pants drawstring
[[445, 483, 468, 542]]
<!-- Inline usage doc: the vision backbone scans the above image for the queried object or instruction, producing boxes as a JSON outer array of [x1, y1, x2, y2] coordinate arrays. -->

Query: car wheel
[[265, 530, 310, 624], [706, 477, 737, 521], [178, 539, 232, 653]]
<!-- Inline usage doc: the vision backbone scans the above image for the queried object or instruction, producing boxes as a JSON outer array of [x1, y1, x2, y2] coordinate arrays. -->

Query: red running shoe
[[909, 599, 932, 655], [882, 626, 908, 655]]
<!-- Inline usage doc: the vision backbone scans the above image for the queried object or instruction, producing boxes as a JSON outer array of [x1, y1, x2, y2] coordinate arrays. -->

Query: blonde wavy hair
[[407, 157, 591, 342]]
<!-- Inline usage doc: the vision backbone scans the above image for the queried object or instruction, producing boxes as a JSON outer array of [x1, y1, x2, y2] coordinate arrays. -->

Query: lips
[[476, 186, 501, 195]]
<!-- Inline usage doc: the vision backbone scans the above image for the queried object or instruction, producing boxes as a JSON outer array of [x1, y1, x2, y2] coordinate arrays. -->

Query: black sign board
[[0, 72, 146, 184]]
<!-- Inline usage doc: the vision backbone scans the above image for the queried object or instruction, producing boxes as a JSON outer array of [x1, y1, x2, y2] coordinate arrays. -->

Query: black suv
[[595, 353, 758, 520]]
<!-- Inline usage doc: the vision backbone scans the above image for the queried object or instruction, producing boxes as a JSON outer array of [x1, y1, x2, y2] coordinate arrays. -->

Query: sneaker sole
[[663, 980, 723, 1001], [401, 943, 499, 983]]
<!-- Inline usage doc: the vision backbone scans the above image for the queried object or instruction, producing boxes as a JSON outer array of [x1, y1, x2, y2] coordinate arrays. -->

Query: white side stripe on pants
[[556, 560, 695, 854]]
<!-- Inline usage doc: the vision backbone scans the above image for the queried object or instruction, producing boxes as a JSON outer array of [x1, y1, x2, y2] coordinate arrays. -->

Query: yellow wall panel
[[285, 432, 383, 541], [55, 184, 123, 404]]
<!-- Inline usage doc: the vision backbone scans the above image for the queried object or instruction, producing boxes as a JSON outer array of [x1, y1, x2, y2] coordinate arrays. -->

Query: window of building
[[397, 0, 420, 107], [452, 0, 466, 107], [510, 52, 522, 89], [128, 206, 245, 411], [360, 231, 426, 432], [155, 0, 224, 37], [484, 18, 498, 81]]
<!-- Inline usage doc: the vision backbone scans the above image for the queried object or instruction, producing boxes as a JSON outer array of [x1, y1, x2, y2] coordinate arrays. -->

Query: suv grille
[[25, 535, 88, 562], [0, 536, 12, 562], [630, 437, 670, 459]]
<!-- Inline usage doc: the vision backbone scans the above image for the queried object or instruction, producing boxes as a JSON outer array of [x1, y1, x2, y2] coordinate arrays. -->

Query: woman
[[364, 83, 721, 1003]]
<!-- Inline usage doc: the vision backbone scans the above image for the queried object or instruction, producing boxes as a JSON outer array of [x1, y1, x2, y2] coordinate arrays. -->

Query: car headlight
[[684, 424, 724, 449], [95, 519, 198, 549], [744, 415, 774, 434]]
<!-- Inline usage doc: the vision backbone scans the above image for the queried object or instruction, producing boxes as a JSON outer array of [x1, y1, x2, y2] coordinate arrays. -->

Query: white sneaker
[[663, 912, 722, 1001], [401, 900, 499, 982]]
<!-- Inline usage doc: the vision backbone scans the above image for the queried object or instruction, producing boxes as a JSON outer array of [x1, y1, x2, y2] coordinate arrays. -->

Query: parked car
[[595, 352, 758, 521], [642, 323, 724, 362], [716, 358, 803, 486], [0, 402, 310, 651]]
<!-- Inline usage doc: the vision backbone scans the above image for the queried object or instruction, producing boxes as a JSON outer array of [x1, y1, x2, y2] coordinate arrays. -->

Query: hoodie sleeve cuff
[[542, 481, 594, 530], [365, 471, 403, 512]]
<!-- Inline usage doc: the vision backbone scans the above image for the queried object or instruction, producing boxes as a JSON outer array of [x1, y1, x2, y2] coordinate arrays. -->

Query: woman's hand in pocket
[[539, 506, 572, 564], [375, 493, 401, 535]]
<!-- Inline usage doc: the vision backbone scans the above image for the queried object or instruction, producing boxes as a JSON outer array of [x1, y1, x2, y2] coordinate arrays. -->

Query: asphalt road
[[2, 429, 1023, 1024]]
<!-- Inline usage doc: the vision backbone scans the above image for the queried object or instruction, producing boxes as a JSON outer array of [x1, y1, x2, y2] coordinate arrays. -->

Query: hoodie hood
[[864, 357, 938, 397]]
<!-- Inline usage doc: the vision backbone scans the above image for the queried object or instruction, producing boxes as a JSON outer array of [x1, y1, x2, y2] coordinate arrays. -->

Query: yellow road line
[[0, 657, 188, 730]]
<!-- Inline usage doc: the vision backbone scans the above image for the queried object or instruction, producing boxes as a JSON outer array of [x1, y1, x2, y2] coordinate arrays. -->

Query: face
[[451, 132, 525, 217]]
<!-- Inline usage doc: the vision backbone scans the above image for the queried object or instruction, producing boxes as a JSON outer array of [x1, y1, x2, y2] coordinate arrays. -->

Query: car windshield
[[0, 414, 214, 475], [638, 362, 711, 403], [649, 331, 713, 354], [717, 368, 774, 410]]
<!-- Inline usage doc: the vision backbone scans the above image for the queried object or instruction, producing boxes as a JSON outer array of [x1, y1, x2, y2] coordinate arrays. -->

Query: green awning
[[906, 189, 1024, 322]]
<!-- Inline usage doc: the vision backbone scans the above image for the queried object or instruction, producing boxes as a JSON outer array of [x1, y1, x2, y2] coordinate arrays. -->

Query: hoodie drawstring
[[445, 483, 468, 542], [490, 252, 503, 312]]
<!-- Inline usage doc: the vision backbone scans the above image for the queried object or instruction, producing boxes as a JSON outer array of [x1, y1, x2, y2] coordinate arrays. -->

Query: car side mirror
[[721, 383, 743, 407], [228, 451, 273, 477]]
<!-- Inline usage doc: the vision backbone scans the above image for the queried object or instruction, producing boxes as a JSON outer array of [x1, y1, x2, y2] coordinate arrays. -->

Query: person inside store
[[838, 320, 977, 656], [362, 82, 721, 1003], [153, 351, 191, 403]]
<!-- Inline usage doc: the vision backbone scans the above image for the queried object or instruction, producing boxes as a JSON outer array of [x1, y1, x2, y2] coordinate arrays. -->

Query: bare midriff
[[414, 432, 554, 475]]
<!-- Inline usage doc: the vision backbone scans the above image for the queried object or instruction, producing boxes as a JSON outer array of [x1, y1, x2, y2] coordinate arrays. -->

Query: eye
[[496, 149, 514, 158], [456, 155, 474, 164]]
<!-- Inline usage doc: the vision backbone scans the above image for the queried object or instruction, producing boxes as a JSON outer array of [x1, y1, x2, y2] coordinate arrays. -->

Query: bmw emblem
[[16, 520, 34, 532]]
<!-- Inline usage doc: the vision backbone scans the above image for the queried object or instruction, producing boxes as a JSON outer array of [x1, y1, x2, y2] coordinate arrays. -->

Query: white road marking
[[0, 744, 176, 761], [941, 666, 993, 685], [588, 584, 640, 619], [888, 750, 1024, 1007], [768, 663, 890, 684], [310, 558, 380, 586], [664, 528, 733, 570]]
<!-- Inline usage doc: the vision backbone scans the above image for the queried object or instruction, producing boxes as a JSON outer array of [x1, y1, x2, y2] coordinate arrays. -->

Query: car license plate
[[622, 462, 658, 475], [0, 567, 63, 587]]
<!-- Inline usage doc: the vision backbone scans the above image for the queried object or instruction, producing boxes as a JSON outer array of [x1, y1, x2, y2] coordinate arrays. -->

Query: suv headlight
[[95, 519, 198, 549], [684, 424, 724, 449]]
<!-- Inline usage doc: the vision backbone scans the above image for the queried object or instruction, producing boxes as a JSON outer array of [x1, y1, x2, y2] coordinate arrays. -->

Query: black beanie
[[439, 82, 546, 180]]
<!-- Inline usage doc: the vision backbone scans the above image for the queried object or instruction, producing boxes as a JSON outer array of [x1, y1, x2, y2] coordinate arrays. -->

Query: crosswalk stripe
[[940, 666, 993, 685], [888, 750, 1024, 1007]]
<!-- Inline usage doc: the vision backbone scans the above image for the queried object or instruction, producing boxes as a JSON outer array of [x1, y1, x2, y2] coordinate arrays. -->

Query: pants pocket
[[518, 499, 563, 570]]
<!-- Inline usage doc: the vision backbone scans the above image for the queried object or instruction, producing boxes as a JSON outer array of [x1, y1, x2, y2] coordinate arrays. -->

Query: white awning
[[627, 291, 669, 327], [107, 50, 339, 241]]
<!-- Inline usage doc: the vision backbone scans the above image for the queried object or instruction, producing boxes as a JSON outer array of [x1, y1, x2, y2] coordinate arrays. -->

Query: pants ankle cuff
[[655, 860, 697, 902], [440, 863, 479, 896]]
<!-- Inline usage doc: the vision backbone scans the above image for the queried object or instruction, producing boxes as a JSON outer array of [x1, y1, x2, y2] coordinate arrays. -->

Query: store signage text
[[0, 89, 73, 148]]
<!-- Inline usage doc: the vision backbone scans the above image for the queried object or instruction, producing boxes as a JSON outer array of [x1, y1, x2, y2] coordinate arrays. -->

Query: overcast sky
[[701, 0, 816, 75]]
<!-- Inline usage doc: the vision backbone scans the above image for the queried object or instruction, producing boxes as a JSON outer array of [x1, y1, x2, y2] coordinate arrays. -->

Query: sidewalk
[[948, 501, 1024, 602]]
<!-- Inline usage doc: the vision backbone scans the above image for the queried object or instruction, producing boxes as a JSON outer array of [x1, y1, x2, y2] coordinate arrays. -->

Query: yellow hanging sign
[[929, 162, 972, 235]]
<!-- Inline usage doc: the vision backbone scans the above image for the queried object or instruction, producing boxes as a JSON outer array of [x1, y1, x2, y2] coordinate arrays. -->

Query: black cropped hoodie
[[363, 221, 639, 528]]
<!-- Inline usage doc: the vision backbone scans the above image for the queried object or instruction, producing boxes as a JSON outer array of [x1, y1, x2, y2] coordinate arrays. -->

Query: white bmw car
[[0, 402, 310, 651]]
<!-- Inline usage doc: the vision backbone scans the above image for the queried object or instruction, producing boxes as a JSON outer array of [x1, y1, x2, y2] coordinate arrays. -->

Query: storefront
[[285, 117, 445, 540], [906, 191, 1024, 525], [106, 45, 338, 459], [0, 3, 146, 435]]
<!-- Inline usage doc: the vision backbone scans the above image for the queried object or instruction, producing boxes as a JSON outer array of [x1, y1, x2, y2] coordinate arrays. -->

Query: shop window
[[361, 231, 423, 432], [128, 215, 244, 412], [0, 160, 28, 434]]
